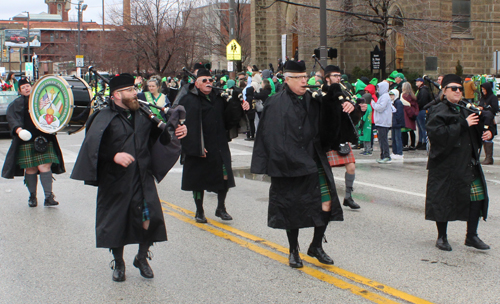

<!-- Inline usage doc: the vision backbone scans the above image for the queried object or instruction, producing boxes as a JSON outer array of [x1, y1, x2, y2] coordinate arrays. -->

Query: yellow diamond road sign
[[226, 39, 241, 61]]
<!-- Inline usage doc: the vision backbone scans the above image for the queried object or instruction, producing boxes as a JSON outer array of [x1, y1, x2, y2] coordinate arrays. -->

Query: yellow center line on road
[[162, 201, 433, 304], [162, 207, 399, 304]]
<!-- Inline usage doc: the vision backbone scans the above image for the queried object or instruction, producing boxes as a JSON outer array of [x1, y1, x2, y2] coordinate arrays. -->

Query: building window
[[452, 0, 471, 33], [50, 33, 54, 42], [55, 33, 59, 39]]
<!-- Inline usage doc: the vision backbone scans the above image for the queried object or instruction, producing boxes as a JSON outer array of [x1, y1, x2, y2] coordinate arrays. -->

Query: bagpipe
[[311, 54, 361, 146]]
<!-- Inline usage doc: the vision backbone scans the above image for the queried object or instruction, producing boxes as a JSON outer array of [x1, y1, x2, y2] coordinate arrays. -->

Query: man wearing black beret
[[71, 73, 187, 282], [251, 60, 355, 268], [425, 74, 494, 252], [178, 69, 249, 224]]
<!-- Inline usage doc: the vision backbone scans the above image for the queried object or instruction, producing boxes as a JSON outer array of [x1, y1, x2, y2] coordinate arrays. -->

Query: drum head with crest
[[29, 75, 93, 134]]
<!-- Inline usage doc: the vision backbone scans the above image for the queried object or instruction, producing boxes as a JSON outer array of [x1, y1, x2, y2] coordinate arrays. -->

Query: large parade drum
[[29, 75, 94, 134]]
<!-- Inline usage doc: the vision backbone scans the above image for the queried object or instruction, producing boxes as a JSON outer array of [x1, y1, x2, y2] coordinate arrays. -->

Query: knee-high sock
[[111, 247, 124, 263], [436, 222, 448, 238], [25, 173, 37, 195], [39, 171, 53, 198], [311, 225, 327, 248], [193, 191, 204, 212], [467, 201, 483, 237], [286, 229, 299, 251], [345, 172, 355, 199], [217, 189, 228, 210], [138, 243, 151, 258]]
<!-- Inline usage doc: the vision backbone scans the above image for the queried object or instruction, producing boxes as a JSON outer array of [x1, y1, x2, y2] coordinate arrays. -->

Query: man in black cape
[[251, 60, 355, 268], [71, 74, 187, 282], [178, 68, 249, 223]]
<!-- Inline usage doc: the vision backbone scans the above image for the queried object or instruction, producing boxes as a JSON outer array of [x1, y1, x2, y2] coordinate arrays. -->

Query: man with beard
[[71, 74, 187, 282], [179, 68, 249, 223], [2, 78, 64, 207], [251, 60, 354, 268]]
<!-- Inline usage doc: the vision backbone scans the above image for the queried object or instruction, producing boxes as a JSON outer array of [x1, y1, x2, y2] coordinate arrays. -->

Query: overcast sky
[[0, 0, 123, 25]]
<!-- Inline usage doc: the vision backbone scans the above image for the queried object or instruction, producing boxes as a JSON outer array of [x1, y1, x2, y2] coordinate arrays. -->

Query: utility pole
[[77, 1, 88, 55], [319, 0, 327, 68], [229, 0, 235, 41], [23, 11, 30, 64]]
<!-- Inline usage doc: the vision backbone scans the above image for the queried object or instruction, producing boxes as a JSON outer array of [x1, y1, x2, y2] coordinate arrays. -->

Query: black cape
[[251, 84, 346, 229], [2, 95, 65, 178], [178, 84, 243, 191], [425, 100, 490, 222], [70, 102, 170, 248]]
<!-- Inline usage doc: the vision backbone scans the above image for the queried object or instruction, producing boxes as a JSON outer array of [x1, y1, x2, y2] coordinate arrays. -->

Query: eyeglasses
[[201, 78, 215, 83], [446, 86, 463, 92], [287, 75, 308, 80], [330, 74, 342, 78], [315, 74, 322, 77], [116, 87, 135, 93]]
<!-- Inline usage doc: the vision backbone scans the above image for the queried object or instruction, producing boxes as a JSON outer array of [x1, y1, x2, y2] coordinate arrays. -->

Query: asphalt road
[[0, 131, 499, 304]]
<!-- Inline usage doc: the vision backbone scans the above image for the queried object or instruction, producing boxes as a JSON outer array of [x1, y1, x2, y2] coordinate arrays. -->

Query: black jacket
[[71, 102, 170, 248], [251, 84, 346, 229], [479, 82, 499, 136], [425, 100, 489, 222], [417, 85, 433, 110], [2, 95, 65, 178], [179, 84, 243, 191]]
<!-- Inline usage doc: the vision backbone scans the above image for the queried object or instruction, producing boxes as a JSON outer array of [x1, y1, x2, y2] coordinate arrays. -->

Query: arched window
[[452, 0, 471, 33]]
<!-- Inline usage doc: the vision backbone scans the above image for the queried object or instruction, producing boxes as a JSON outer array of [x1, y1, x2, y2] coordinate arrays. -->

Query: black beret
[[283, 60, 306, 73], [18, 78, 30, 88], [193, 62, 204, 70], [324, 65, 340, 75], [196, 68, 212, 78], [109, 73, 135, 93], [441, 74, 463, 88]]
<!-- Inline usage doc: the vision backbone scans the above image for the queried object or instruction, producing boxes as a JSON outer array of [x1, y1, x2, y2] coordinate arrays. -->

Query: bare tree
[[190, 0, 251, 71], [107, 0, 194, 75]]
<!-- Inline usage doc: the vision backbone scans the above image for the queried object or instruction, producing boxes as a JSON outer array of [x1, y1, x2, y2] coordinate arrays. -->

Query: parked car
[[0, 91, 19, 136], [10, 34, 27, 43]]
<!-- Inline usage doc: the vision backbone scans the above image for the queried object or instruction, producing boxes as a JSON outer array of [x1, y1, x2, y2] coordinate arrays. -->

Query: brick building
[[251, 0, 500, 78]]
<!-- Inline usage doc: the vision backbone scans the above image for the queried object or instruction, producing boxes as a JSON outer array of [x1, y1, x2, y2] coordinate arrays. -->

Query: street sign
[[370, 45, 383, 71], [227, 61, 234, 72], [25, 62, 33, 78], [226, 39, 241, 61], [76, 55, 84, 67]]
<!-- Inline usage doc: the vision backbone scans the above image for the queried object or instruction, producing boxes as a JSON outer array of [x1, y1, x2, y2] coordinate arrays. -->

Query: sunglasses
[[446, 86, 463, 92], [201, 78, 214, 83]]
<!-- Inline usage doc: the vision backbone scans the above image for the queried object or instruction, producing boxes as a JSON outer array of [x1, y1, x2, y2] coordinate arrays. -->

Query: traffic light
[[328, 48, 338, 59]]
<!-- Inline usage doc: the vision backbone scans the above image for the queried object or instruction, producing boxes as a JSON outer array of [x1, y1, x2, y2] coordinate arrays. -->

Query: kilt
[[317, 164, 331, 203], [470, 178, 485, 202], [16, 142, 59, 169], [327, 145, 356, 167]]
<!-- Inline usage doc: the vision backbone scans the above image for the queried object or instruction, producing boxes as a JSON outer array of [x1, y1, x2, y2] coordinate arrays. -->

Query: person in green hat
[[395, 73, 405, 95]]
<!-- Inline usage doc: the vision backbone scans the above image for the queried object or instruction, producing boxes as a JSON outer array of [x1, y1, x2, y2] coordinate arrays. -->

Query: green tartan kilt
[[16, 141, 59, 169]]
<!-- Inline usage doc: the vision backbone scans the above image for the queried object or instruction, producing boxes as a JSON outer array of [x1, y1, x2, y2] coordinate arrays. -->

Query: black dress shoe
[[110, 260, 126, 282], [402, 146, 409, 151], [289, 249, 303, 268], [195, 210, 207, 223], [465, 235, 490, 250], [44, 193, 59, 207], [28, 194, 37, 207], [215, 208, 233, 220], [343, 197, 360, 209], [307, 246, 334, 265], [435, 235, 452, 251], [133, 255, 154, 278]]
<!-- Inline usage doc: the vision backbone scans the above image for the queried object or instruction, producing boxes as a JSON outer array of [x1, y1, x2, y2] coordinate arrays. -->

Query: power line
[[267, 0, 500, 25]]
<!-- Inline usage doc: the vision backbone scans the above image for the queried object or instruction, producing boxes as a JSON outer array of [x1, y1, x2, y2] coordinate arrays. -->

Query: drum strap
[[144, 92, 165, 122]]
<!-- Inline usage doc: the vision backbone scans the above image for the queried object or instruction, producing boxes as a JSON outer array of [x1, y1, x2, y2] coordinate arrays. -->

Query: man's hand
[[342, 102, 355, 114], [242, 100, 250, 111], [466, 113, 479, 127], [201, 148, 208, 158], [17, 128, 32, 141], [175, 124, 187, 139], [482, 130, 493, 141], [114, 152, 135, 167]]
